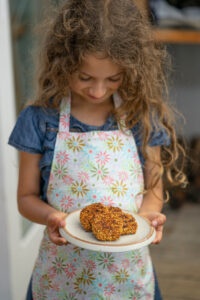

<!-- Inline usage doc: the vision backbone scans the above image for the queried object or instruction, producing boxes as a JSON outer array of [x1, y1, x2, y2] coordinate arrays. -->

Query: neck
[[70, 93, 114, 126]]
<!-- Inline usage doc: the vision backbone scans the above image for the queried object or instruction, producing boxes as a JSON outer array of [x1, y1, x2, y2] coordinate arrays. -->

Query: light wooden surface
[[153, 29, 200, 44], [150, 203, 200, 300]]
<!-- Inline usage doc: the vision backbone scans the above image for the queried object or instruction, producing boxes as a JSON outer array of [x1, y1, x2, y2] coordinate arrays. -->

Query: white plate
[[59, 209, 156, 252]]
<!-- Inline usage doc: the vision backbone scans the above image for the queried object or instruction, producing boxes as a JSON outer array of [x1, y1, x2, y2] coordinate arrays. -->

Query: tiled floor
[[150, 203, 200, 300]]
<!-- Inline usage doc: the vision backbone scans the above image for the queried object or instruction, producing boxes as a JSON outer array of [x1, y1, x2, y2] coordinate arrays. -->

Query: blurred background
[[0, 0, 200, 299]]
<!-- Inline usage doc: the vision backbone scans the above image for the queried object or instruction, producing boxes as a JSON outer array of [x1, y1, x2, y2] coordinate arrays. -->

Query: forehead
[[79, 53, 122, 77]]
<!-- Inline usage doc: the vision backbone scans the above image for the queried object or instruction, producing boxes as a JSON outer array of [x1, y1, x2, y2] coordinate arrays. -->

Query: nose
[[88, 82, 107, 98]]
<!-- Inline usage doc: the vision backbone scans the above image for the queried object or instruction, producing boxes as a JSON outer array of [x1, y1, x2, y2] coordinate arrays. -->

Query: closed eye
[[79, 76, 91, 81], [108, 77, 121, 82]]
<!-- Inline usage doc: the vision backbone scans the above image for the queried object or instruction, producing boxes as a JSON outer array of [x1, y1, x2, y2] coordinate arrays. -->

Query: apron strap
[[59, 92, 126, 133]]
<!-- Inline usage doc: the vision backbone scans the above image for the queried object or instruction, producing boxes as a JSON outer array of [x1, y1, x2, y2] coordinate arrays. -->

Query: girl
[[9, 0, 186, 299]]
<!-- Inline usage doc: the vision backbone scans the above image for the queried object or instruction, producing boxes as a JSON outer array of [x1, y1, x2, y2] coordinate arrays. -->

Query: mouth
[[87, 94, 104, 100]]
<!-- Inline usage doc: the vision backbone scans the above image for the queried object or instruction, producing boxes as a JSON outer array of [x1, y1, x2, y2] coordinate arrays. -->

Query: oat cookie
[[80, 203, 106, 232], [106, 206, 123, 216], [121, 212, 138, 235], [92, 212, 123, 241]]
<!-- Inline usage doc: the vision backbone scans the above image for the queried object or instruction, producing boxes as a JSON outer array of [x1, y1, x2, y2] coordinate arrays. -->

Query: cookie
[[121, 213, 138, 235], [92, 212, 123, 241], [106, 206, 123, 216], [80, 203, 106, 232]]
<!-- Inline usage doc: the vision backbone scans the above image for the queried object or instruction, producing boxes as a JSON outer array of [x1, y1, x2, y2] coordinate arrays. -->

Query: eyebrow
[[79, 71, 123, 78]]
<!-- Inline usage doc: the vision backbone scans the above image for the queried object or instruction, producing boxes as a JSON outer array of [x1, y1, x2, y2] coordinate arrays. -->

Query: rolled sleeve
[[8, 106, 44, 154], [148, 126, 170, 147]]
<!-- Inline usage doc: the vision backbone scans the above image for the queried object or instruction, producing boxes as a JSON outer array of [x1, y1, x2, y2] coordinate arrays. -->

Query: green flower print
[[52, 257, 66, 275], [96, 253, 115, 269], [58, 290, 78, 300], [90, 164, 108, 180], [53, 163, 67, 180], [34, 287, 47, 300], [129, 163, 141, 179], [128, 290, 141, 299]]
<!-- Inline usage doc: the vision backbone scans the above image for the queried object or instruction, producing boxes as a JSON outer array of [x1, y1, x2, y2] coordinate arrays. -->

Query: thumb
[[59, 214, 68, 228]]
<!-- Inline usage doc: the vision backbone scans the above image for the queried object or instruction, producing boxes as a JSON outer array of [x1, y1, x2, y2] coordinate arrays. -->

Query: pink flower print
[[107, 264, 119, 273], [49, 173, 54, 181], [78, 171, 89, 183], [113, 130, 121, 136], [65, 263, 76, 279], [122, 259, 130, 269], [63, 175, 74, 185], [85, 260, 96, 270], [135, 280, 144, 292], [59, 132, 71, 140], [103, 175, 114, 186], [138, 174, 144, 184], [96, 151, 110, 166], [52, 283, 60, 292], [60, 195, 73, 211], [104, 283, 116, 296], [146, 294, 153, 300], [118, 171, 128, 181], [98, 132, 109, 140], [48, 267, 57, 279], [92, 194, 97, 200], [60, 113, 69, 129], [132, 153, 140, 164], [49, 244, 58, 256], [137, 259, 144, 268], [136, 194, 143, 210], [56, 151, 69, 165], [100, 196, 115, 206]]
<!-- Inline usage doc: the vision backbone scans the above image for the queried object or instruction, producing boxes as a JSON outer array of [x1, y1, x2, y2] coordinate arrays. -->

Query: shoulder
[[131, 122, 170, 147], [8, 105, 59, 153]]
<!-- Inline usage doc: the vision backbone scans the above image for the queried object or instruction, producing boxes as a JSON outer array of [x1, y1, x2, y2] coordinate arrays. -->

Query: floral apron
[[32, 93, 154, 300]]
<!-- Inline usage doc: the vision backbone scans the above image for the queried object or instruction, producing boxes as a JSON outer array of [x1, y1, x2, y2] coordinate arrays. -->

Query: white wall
[[0, 1, 43, 299], [0, 148, 12, 300]]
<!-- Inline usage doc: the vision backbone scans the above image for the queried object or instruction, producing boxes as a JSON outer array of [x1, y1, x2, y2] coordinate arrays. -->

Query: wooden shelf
[[153, 28, 200, 44], [135, 0, 200, 44]]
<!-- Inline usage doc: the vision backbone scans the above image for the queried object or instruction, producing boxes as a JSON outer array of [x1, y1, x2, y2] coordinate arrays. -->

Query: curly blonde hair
[[32, 0, 187, 197]]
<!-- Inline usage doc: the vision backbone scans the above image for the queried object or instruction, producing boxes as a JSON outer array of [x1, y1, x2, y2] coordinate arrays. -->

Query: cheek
[[69, 80, 86, 92], [110, 80, 123, 90]]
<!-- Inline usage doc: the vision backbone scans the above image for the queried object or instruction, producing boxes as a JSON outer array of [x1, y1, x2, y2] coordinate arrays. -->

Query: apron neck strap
[[59, 92, 125, 132]]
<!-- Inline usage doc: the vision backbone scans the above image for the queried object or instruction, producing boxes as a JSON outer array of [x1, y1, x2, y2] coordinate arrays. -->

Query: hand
[[47, 211, 69, 246], [139, 211, 166, 244]]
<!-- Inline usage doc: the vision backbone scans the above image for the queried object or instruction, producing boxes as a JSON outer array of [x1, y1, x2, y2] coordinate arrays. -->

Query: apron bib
[[32, 93, 154, 300]]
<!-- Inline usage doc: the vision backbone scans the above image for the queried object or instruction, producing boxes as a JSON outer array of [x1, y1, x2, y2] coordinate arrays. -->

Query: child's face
[[69, 53, 123, 105]]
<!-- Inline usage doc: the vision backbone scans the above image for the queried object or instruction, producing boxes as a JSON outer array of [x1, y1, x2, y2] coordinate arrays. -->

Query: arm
[[138, 146, 166, 244], [17, 151, 68, 245]]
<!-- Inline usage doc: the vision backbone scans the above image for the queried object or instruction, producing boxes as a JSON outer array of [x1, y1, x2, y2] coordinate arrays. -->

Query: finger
[[152, 215, 166, 227], [59, 219, 66, 228], [49, 234, 68, 246], [152, 225, 163, 244], [152, 231, 163, 244]]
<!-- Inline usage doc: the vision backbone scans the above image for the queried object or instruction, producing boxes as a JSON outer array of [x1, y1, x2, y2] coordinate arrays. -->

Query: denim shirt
[[8, 105, 169, 203]]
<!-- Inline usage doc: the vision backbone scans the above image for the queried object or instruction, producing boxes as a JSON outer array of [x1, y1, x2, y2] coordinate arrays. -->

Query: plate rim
[[61, 208, 155, 248]]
